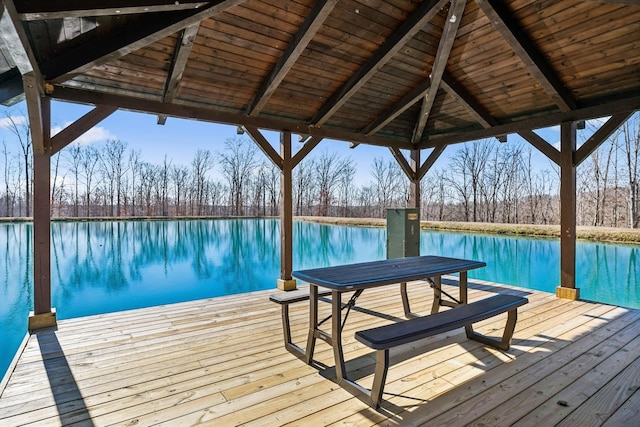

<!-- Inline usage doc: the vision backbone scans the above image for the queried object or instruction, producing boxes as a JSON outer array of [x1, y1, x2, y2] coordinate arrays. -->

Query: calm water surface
[[1, 219, 638, 379]]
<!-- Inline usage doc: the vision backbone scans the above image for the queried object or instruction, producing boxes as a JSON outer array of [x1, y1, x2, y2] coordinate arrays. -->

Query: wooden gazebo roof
[[1, 0, 639, 151]]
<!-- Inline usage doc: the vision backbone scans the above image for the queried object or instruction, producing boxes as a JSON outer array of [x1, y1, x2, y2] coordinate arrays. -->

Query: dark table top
[[292, 255, 486, 291]]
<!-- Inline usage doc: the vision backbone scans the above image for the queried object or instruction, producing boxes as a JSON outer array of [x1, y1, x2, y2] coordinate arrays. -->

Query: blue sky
[[0, 99, 570, 185]]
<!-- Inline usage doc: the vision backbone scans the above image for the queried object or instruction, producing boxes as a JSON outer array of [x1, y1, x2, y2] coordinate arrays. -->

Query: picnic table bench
[[355, 293, 528, 408]]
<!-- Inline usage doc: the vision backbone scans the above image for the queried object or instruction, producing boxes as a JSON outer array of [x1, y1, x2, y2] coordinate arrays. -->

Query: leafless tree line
[[1, 113, 638, 228]]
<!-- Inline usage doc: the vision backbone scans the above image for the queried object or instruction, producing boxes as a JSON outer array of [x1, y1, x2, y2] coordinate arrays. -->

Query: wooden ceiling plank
[[389, 147, 414, 179], [310, 0, 448, 127], [43, 0, 248, 84], [49, 85, 414, 149], [17, 1, 209, 20], [411, 0, 467, 145], [246, 0, 338, 117], [476, 0, 577, 113], [51, 105, 118, 155], [363, 77, 431, 135], [519, 129, 561, 165], [243, 125, 284, 170], [575, 112, 635, 166], [158, 23, 200, 125]]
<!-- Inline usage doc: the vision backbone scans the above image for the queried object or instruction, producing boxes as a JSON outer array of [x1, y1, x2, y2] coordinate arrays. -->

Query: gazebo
[[0, 0, 639, 331]]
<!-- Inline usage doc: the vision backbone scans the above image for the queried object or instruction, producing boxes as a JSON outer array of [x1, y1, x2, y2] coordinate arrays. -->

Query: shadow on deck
[[1, 278, 639, 426]]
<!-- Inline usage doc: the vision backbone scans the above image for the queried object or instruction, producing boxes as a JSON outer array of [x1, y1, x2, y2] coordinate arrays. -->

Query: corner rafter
[[246, 0, 337, 117], [310, 0, 448, 127], [476, 0, 577, 112], [441, 72, 498, 128], [158, 23, 200, 125], [411, 0, 466, 145], [363, 78, 431, 135], [42, 0, 247, 84]]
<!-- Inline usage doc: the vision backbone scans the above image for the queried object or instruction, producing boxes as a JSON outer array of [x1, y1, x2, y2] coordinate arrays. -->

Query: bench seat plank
[[353, 294, 528, 408], [355, 294, 527, 350], [269, 287, 331, 304]]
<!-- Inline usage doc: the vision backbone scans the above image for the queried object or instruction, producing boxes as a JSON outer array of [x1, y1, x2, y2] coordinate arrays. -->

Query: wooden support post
[[278, 131, 296, 290], [29, 96, 56, 330], [556, 121, 579, 301], [409, 148, 420, 208]]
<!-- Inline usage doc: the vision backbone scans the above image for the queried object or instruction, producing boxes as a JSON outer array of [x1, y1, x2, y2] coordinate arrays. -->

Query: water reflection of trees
[[4, 221, 639, 318], [294, 221, 384, 268]]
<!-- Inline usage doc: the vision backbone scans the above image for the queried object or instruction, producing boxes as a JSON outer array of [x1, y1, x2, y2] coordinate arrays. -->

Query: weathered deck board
[[1, 279, 638, 426]]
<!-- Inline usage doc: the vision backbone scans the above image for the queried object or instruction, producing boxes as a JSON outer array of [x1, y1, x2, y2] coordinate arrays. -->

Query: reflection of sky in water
[[1, 219, 638, 380]]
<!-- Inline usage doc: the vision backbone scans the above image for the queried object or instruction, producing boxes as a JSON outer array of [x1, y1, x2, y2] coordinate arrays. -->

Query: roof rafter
[[363, 77, 431, 135], [440, 72, 498, 128], [310, 0, 448, 127], [246, 0, 338, 117], [42, 0, 247, 84], [476, 0, 577, 112], [411, 0, 466, 145], [157, 23, 200, 125], [16, 1, 208, 20]]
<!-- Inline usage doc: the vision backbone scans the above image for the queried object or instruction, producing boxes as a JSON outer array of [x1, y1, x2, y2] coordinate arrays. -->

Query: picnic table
[[291, 255, 486, 387]]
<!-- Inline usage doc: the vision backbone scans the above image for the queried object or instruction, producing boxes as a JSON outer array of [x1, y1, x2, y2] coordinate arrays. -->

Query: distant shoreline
[[2, 215, 639, 244]]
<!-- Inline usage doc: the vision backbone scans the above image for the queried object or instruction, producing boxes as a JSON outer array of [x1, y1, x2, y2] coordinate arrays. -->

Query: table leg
[[331, 290, 347, 381], [305, 284, 319, 364], [459, 271, 468, 304], [430, 275, 442, 314]]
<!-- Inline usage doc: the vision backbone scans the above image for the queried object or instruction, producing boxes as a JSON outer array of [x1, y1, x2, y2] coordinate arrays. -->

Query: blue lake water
[[1, 219, 638, 380]]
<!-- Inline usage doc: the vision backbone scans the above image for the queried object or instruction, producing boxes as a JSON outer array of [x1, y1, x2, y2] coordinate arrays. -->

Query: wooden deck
[[1, 278, 639, 426]]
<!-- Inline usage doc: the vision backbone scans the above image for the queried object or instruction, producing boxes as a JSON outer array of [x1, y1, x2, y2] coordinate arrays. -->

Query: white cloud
[[0, 115, 27, 128], [51, 121, 116, 145]]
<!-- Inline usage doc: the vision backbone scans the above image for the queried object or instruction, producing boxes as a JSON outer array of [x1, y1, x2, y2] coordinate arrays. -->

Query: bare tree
[[370, 157, 403, 217], [314, 151, 354, 216], [218, 137, 258, 216], [128, 150, 142, 216], [3, 111, 31, 216], [191, 149, 215, 215], [622, 113, 640, 228], [293, 158, 315, 215], [170, 164, 189, 216], [80, 145, 100, 216], [100, 139, 128, 216]]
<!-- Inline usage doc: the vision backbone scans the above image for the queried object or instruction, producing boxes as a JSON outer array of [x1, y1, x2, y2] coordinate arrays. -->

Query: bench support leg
[[371, 349, 390, 408], [280, 305, 307, 361], [465, 308, 518, 351]]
